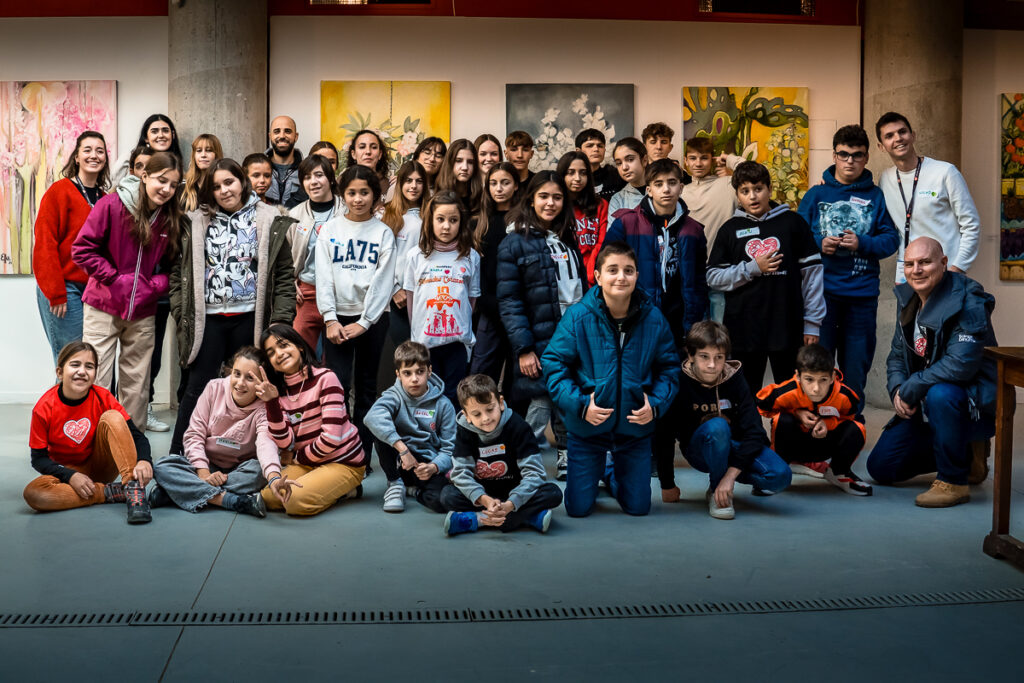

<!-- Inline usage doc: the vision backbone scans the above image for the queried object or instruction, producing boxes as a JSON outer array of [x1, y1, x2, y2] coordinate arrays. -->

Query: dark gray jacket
[[264, 148, 308, 209], [887, 271, 997, 417]]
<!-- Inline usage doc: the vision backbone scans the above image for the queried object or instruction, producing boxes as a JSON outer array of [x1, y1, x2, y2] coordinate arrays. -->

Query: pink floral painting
[[0, 80, 117, 275]]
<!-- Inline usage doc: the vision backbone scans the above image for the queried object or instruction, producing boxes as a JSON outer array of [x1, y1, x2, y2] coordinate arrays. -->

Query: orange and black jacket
[[755, 371, 865, 448]]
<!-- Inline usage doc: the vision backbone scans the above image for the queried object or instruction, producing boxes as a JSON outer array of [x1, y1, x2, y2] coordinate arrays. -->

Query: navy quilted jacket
[[497, 226, 587, 400], [542, 285, 681, 440]]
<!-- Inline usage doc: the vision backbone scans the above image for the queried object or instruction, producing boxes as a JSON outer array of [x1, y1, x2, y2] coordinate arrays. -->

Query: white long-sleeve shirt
[[879, 156, 980, 282], [315, 214, 396, 329]]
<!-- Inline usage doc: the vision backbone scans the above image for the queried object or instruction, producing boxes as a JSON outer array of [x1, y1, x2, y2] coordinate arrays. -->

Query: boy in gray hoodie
[[441, 374, 563, 536], [365, 341, 456, 513]]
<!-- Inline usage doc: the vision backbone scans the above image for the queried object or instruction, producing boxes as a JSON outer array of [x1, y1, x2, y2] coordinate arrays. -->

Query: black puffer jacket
[[497, 226, 586, 400]]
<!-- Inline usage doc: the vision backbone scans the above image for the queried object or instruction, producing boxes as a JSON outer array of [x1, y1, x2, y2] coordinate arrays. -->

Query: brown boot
[[915, 479, 970, 508], [661, 486, 681, 503], [968, 439, 991, 485]]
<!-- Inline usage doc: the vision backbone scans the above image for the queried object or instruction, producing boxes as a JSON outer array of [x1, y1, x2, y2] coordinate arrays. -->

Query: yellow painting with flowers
[[682, 86, 809, 208], [1000, 93, 1024, 280], [321, 81, 450, 175]]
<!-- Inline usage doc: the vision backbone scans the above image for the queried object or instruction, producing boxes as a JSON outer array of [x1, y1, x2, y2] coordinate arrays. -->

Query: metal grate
[[4, 588, 1024, 629]]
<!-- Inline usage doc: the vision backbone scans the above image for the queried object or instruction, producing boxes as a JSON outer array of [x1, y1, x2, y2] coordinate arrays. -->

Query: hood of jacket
[[116, 173, 142, 214], [385, 372, 446, 407], [579, 282, 652, 330], [638, 196, 690, 230], [682, 358, 742, 388], [733, 202, 790, 223], [456, 403, 513, 443], [821, 165, 877, 193]]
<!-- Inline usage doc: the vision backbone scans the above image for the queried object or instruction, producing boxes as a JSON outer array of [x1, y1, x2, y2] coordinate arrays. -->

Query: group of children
[[27, 112, 906, 533]]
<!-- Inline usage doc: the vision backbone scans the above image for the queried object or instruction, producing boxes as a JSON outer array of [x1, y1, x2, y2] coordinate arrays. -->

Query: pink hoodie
[[183, 377, 282, 477]]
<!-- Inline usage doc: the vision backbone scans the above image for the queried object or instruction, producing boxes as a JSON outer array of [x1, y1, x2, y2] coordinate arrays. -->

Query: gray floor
[[2, 402, 1023, 680]]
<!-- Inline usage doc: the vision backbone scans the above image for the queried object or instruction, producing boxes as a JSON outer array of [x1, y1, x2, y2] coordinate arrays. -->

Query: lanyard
[[895, 157, 922, 249], [72, 177, 97, 208]]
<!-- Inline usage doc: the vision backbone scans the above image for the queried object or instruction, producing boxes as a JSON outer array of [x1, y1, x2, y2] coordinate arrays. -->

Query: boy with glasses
[[797, 125, 899, 418]]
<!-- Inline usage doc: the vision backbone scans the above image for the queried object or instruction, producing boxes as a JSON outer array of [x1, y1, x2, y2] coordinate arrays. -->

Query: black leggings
[[733, 347, 799, 396], [772, 412, 865, 474]]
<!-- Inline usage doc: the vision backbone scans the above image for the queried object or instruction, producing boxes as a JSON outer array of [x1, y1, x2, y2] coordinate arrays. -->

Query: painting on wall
[[683, 86, 809, 207], [506, 83, 634, 172], [0, 80, 117, 275], [1000, 92, 1024, 281], [321, 80, 451, 175]]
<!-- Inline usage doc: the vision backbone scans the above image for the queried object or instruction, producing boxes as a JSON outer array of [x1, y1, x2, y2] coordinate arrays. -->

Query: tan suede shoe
[[968, 439, 991, 485], [915, 479, 970, 508]]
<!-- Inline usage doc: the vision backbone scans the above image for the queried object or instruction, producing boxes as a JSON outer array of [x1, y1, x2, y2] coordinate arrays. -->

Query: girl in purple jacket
[[72, 152, 184, 428]]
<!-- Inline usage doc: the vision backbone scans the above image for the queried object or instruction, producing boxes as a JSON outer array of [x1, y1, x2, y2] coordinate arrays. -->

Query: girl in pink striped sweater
[[255, 323, 366, 515]]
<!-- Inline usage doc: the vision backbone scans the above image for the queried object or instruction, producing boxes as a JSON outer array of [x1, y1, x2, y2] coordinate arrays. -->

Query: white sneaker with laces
[[383, 479, 406, 513], [707, 490, 735, 520], [556, 449, 568, 481], [147, 406, 170, 432]]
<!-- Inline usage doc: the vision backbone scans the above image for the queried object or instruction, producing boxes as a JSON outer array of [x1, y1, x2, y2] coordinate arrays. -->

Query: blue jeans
[[867, 383, 995, 486], [819, 294, 877, 415], [683, 417, 791, 493], [565, 434, 652, 517], [152, 455, 266, 512], [36, 282, 85, 363]]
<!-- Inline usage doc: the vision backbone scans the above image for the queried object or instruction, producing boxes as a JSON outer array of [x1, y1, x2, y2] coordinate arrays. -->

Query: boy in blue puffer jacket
[[543, 241, 681, 517], [797, 124, 899, 416]]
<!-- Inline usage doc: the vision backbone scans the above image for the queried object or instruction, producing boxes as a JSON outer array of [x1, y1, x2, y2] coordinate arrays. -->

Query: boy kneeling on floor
[[675, 321, 791, 519], [757, 343, 872, 496], [441, 374, 563, 536]]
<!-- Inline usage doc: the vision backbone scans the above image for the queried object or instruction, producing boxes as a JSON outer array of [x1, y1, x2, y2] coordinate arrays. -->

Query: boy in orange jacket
[[756, 343, 871, 495]]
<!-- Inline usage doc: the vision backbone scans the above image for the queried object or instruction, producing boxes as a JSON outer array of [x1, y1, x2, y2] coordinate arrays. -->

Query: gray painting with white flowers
[[506, 83, 635, 171]]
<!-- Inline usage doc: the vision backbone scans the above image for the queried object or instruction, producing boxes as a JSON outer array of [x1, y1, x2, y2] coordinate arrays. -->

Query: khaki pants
[[261, 462, 364, 516], [23, 411, 138, 511], [82, 304, 154, 427]]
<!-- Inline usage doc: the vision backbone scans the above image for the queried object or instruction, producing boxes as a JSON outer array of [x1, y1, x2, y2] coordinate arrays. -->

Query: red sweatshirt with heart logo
[[30, 385, 131, 466]]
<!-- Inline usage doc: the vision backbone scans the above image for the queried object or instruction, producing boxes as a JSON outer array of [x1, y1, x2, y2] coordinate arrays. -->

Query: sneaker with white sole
[[790, 461, 827, 479], [824, 467, 873, 496], [706, 489, 735, 520], [383, 479, 406, 513], [146, 406, 170, 432], [556, 449, 568, 481]]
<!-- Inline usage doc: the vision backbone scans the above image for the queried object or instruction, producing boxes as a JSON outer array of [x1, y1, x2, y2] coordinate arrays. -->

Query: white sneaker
[[147, 406, 170, 432], [382, 479, 406, 513], [707, 490, 735, 520], [556, 449, 568, 481]]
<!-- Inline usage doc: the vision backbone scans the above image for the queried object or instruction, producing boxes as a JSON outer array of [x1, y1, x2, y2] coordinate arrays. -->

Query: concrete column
[[168, 0, 268, 162], [861, 0, 964, 407]]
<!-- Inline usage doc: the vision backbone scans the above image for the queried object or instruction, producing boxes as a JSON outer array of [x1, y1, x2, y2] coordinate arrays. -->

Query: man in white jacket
[[875, 112, 981, 284]]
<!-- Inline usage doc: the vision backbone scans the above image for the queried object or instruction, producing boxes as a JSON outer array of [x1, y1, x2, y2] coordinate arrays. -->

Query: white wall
[[0, 17, 169, 402], [962, 29, 1024, 349], [270, 16, 860, 182]]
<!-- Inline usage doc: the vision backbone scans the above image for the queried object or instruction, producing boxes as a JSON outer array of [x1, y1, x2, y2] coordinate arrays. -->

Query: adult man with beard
[[265, 115, 308, 208]]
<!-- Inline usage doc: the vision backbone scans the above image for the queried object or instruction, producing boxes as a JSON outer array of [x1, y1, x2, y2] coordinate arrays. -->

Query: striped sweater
[[264, 367, 365, 467]]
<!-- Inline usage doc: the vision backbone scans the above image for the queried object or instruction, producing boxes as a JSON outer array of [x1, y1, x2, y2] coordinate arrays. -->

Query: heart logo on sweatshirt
[[63, 418, 92, 444], [744, 237, 781, 260], [476, 460, 508, 479]]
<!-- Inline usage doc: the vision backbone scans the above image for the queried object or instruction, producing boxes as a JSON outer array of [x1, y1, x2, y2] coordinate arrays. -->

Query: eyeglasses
[[835, 151, 867, 162]]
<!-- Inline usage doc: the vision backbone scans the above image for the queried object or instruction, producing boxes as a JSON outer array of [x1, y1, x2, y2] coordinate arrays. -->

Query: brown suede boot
[[915, 479, 970, 508], [661, 486, 681, 503], [968, 439, 991, 485]]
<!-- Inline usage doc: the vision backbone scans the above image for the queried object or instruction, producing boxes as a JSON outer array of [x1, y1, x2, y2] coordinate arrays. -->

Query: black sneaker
[[825, 468, 873, 496], [235, 492, 267, 518], [148, 484, 171, 508], [125, 481, 152, 524]]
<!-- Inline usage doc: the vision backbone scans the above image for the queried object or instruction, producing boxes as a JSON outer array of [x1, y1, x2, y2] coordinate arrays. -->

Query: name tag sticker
[[718, 398, 732, 410], [818, 406, 840, 417], [216, 437, 242, 450], [479, 444, 506, 458], [850, 196, 871, 206], [550, 252, 569, 261], [414, 408, 435, 419], [737, 227, 760, 238]]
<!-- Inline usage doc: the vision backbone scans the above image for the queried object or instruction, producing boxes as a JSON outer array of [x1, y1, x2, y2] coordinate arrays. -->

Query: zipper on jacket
[[127, 243, 143, 319]]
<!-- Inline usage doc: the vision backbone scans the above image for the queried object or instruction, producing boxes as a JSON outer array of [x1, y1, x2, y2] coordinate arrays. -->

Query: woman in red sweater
[[24, 341, 152, 524], [33, 130, 110, 362]]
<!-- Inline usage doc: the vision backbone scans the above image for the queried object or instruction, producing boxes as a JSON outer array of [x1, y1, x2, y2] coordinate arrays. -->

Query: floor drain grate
[[3, 588, 1023, 628]]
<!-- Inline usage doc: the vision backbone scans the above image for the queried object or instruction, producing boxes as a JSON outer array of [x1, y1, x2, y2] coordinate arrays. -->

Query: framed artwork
[[1000, 92, 1024, 281], [683, 86, 809, 207], [0, 80, 117, 275], [321, 80, 451, 174], [506, 83, 634, 171]]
